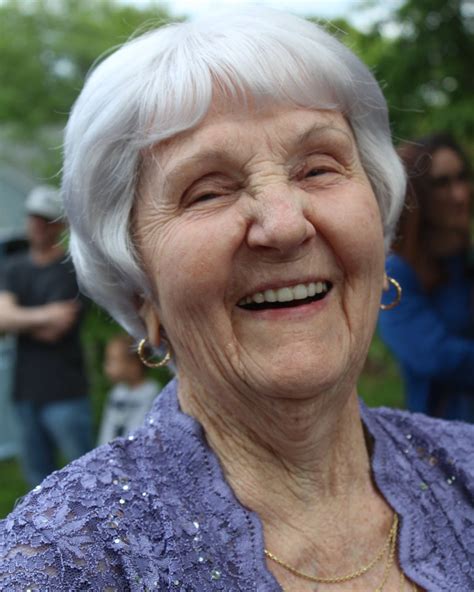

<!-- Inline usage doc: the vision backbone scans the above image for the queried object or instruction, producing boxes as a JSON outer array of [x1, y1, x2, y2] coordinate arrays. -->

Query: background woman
[[1, 10, 472, 591], [379, 133, 474, 421]]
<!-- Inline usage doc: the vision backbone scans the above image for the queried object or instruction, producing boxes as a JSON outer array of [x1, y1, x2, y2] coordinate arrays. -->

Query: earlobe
[[138, 299, 161, 347]]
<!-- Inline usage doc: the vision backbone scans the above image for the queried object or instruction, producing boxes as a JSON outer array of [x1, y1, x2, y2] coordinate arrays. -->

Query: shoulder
[[364, 406, 474, 589], [385, 254, 421, 291], [0, 427, 170, 589], [368, 405, 474, 472]]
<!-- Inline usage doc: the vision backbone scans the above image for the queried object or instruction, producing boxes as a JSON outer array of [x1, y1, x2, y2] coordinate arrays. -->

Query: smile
[[237, 281, 332, 310]]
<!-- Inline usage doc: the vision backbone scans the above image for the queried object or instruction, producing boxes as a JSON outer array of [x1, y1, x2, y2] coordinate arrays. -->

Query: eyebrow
[[164, 123, 353, 178]]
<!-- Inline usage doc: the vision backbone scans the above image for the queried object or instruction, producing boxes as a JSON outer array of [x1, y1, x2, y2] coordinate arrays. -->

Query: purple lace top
[[1, 379, 473, 591]]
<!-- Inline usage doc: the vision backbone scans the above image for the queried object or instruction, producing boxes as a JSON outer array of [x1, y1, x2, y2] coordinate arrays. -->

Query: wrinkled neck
[[177, 376, 372, 517]]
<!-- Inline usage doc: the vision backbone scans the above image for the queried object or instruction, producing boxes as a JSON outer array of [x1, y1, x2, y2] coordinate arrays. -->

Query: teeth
[[277, 287, 293, 302], [238, 281, 329, 306], [293, 284, 308, 300], [264, 289, 277, 302]]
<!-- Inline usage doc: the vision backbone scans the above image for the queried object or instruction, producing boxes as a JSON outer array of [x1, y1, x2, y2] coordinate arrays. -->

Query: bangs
[[138, 18, 353, 149]]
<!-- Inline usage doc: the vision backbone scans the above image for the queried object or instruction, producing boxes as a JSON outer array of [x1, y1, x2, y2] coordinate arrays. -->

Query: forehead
[[106, 339, 132, 357], [152, 106, 354, 168], [431, 147, 464, 175]]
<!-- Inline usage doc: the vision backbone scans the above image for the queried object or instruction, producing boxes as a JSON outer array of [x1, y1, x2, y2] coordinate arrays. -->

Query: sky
[[121, 0, 401, 32]]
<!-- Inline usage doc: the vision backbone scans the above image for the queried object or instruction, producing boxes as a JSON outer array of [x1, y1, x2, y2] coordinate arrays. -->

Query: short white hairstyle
[[62, 8, 406, 337]]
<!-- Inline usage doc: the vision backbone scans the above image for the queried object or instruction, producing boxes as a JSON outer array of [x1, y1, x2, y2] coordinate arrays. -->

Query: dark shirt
[[0, 251, 88, 403]]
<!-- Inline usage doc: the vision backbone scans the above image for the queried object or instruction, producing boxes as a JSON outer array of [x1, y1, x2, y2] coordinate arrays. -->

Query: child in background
[[97, 334, 159, 445]]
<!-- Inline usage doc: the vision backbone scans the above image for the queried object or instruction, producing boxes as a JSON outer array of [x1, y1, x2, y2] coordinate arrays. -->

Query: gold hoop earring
[[380, 275, 402, 311], [137, 338, 172, 368]]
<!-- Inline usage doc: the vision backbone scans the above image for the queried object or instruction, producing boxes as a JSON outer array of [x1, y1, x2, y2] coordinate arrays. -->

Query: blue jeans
[[15, 397, 93, 487]]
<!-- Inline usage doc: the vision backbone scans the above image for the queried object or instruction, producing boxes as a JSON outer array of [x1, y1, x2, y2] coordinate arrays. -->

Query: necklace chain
[[269, 513, 418, 591], [264, 514, 398, 584]]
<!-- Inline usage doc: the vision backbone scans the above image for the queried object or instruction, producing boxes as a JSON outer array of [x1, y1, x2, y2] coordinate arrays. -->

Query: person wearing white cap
[[0, 185, 92, 487]]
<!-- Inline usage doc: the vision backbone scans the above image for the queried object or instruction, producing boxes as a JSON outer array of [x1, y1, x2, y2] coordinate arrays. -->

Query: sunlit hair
[[62, 8, 406, 337]]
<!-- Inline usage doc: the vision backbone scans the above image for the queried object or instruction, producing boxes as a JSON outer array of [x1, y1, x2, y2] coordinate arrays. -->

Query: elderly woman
[[1, 10, 472, 592], [379, 133, 474, 422]]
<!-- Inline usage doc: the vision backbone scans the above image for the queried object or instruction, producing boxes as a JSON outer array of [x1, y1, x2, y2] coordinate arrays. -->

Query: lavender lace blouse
[[1, 379, 473, 591]]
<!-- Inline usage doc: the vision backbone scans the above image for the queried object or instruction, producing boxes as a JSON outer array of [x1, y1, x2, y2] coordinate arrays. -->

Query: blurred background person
[[0, 185, 92, 487], [379, 133, 474, 421], [97, 333, 160, 445]]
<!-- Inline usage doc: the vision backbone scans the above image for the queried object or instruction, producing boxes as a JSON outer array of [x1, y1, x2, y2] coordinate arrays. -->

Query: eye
[[193, 192, 220, 203], [305, 168, 329, 178]]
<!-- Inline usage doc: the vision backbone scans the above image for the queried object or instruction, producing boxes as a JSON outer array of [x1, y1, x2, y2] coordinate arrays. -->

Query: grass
[[0, 459, 28, 518], [0, 329, 403, 519]]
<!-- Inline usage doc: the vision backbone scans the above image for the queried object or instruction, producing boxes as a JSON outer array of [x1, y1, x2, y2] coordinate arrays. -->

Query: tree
[[0, 0, 174, 174], [369, 0, 474, 145]]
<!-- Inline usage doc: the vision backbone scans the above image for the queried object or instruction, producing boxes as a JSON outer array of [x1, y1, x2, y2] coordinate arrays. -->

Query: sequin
[[198, 556, 205, 563], [119, 498, 126, 505], [406, 434, 412, 440], [210, 569, 221, 581], [142, 492, 149, 497], [122, 484, 130, 491], [193, 520, 200, 530], [114, 538, 121, 544], [419, 482, 428, 491], [128, 435, 135, 441]]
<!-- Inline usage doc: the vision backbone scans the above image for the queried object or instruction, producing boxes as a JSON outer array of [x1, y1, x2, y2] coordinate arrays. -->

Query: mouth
[[237, 281, 332, 311]]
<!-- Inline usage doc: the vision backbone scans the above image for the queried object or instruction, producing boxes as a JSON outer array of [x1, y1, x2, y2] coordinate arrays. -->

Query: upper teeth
[[238, 281, 329, 306]]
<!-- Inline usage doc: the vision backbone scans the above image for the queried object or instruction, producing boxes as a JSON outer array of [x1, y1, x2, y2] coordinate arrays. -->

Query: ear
[[138, 299, 161, 348]]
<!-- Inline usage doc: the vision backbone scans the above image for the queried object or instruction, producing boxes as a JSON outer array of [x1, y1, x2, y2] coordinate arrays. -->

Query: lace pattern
[[1, 379, 473, 591]]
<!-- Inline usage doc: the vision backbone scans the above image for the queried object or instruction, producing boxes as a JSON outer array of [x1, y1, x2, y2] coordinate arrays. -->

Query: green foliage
[[0, 459, 28, 518], [328, 1, 474, 149], [0, 0, 173, 174], [0, 0, 172, 129]]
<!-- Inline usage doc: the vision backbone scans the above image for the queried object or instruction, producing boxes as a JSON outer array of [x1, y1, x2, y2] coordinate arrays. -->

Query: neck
[[178, 376, 373, 522], [30, 243, 64, 265], [177, 376, 394, 586]]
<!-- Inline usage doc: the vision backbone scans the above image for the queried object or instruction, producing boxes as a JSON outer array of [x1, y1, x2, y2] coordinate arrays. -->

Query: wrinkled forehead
[[144, 104, 356, 173]]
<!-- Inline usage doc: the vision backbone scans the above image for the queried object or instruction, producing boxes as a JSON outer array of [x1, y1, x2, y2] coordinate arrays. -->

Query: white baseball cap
[[25, 185, 64, 221]]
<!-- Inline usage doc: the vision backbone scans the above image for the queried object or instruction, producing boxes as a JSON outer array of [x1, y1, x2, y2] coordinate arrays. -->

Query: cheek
[[151, 211, 246, 323], [323, 191, 385, 280]]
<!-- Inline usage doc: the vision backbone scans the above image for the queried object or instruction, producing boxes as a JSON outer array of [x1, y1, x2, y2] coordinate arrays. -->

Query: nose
[[245, 185, 316, 255], [451, 178, 471, 208]]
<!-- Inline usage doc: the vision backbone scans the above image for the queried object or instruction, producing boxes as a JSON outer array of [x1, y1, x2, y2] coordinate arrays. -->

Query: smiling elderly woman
[[1, 9, 473, 592]]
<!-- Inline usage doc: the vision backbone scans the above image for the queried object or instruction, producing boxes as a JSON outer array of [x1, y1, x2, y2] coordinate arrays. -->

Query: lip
[[236, 277, 332, 303], [238, 286, 332, 320]]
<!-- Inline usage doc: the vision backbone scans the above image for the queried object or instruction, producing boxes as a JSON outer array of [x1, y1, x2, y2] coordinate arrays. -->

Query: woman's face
[[135, 106, 385, 399], [425, 147, 471, 255]]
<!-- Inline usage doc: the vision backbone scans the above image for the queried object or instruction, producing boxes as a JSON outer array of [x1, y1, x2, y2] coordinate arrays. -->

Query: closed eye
[[305, 168, 331, 178], [193, 193, 220, 203]]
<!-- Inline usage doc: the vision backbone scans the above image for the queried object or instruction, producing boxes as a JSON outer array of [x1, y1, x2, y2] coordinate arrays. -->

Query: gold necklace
[[265, 513, 398, 584], [270, 514, 418, 592]]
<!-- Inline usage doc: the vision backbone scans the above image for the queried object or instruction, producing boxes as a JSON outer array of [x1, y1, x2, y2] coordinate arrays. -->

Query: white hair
[[62, 8, 406, 338]]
